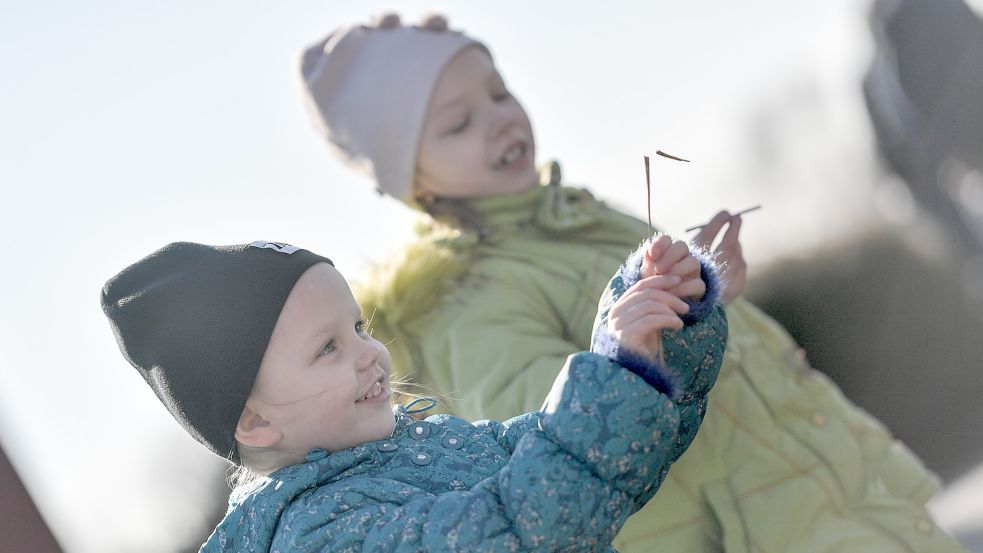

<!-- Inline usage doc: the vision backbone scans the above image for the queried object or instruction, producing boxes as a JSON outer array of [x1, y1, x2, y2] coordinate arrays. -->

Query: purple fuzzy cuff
[[619, 239, 723, 327], [590, 238, 724, 399], [592, 327, 678, 398]]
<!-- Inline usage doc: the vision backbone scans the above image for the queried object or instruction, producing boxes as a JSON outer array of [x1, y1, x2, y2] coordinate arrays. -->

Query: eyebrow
[[308, 304, 362, 346], [431, 96, 466, 118]]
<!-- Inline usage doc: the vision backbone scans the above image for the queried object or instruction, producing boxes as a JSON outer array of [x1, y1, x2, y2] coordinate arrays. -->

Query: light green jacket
[[356, 165, 965, 552]]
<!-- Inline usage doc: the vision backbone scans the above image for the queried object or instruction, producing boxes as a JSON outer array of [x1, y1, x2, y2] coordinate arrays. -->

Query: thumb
[[692, 211, 731, 248], [642, 248, 656, 277]]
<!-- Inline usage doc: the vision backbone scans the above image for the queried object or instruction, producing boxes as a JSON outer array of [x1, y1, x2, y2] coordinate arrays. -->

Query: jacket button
[[411, 452, 432, 466], [376, 441, 398, 452], [306, 448, 328, 461], [408, 421, 431, 440], [442, 435, 464, 449], [810, 412, 826, 427]]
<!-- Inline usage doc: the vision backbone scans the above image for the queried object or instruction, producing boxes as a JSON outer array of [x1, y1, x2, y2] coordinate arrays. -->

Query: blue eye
[[318, 321, 370, 358], [318, 339, 336, 357]]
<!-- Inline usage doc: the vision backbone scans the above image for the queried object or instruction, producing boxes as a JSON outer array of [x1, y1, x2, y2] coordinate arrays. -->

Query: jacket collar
[[462, 161, 605, 237], [204, 408, 416, 552]]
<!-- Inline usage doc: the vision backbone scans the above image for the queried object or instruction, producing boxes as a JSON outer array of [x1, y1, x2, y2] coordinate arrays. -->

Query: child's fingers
[[609, 300, 684, 359], [623, 313, 685, 334], [668, 278, 707, 300], [712, 215, 747, 305], [654, 240, 691, 274], [717, 215, 743, 253], [613, 278, 688, 314], [624, 275, 682, 298], [625, 283, 689, 313], [692, 210, 731, 249], [641, 251, 656, 279], [611, 300, 680, 327], [648, 235, 673, 259], [610, 311, 683, 356], [611, 294, 690, 324], [665, 254, 701, 278], [642, 235, 672, 278]]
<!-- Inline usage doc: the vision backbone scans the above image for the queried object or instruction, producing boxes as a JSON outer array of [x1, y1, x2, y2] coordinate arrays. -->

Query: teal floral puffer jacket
[[200, 244, 727, 552]]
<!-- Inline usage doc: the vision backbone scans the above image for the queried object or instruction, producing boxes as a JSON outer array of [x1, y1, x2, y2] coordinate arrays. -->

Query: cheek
[[301, 392, 353, 433], [514, 104, 534, 135], [290, 376, 353, 417], [422, 138, 481, 181]]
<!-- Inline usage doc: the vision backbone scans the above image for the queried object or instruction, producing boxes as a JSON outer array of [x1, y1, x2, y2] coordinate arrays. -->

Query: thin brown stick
[[685, 205, 762, 232], [644, 156, 652, 236], [645, 151, 691, 237], [656, 150, 691, 163]]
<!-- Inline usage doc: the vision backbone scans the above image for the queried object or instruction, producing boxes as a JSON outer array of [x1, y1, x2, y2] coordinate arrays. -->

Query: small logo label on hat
[[249, 241, 300, 254]]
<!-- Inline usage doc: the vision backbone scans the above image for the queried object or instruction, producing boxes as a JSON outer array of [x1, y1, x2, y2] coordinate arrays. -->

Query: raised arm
[[591, 237, 727, 459], [274, 350, 713, 552]]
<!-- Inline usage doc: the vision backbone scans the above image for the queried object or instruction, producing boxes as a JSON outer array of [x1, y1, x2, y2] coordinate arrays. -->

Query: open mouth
[[357, 373, 387, 403], [493, 142, 527, 170]]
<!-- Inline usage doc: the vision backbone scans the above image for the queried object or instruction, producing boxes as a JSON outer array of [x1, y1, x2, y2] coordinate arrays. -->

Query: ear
[[234, 403, 281, 448]]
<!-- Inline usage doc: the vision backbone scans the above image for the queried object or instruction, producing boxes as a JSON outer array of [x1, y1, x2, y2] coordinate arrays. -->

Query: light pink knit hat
[[299, 14, 488, 203]]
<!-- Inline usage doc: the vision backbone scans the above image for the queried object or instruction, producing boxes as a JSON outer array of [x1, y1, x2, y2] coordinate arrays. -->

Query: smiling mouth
[[357, 373, 387, 402], [493, 142, 526, 169]]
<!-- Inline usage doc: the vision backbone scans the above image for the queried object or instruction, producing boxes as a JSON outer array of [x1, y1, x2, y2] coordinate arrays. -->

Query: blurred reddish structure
[[1, 444, 62, 553]]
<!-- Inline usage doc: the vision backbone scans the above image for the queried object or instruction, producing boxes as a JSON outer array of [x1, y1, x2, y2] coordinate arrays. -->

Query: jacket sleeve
[[590, 238, 728, 461], [275, 350, 723, 553]]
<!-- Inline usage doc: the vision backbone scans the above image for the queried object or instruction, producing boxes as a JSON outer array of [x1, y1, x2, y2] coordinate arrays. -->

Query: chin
[[513, 176, 539, 193]]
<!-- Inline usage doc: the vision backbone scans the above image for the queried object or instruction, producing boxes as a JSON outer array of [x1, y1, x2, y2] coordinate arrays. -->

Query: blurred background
[[1, 0, 981, 551]]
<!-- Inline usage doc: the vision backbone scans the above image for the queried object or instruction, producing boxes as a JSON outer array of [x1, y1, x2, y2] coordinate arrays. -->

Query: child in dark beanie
[[102, 237, 726, 552]]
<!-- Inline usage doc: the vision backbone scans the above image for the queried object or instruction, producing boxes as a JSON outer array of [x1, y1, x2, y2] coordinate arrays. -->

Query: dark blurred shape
[[748, 230, 983, 482], [865, 0, 983, 254], [1, 444, 63, 553], [748, 0, 983, 482], [963, 530, 983, 552], [860, 0, 983, 478]]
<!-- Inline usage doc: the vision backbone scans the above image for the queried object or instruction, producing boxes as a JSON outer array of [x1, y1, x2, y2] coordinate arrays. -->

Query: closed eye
[[491, 89, 511, 102], [447, 115, 470, 135], [489, 73, 511, 103]]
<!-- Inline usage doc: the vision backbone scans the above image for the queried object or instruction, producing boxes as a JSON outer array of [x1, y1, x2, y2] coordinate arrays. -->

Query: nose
[[487, 101, 516, 140], [356, 337, 383, 370]]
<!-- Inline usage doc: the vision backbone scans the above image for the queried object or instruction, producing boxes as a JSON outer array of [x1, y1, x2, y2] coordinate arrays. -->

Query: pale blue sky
[[3, 1, 973, 551]]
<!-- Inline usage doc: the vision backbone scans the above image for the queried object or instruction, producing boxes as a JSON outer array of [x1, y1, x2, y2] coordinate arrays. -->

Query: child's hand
[[691, 211, 745, 305], [608, 274, 689, 361], [641, 235, 706, 301]]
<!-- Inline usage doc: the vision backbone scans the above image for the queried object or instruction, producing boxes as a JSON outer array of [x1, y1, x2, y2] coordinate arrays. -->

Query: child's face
[[243, 263, 395, 455], [415, 46, 538, 199]]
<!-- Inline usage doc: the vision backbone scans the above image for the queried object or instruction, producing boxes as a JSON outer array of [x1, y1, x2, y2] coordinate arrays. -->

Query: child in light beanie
[[299, 13, 967, 552], [102, 238, 727, 552]]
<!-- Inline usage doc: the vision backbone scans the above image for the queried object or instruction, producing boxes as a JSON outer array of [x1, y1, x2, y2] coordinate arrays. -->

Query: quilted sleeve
[[590, 238, 728, 460]]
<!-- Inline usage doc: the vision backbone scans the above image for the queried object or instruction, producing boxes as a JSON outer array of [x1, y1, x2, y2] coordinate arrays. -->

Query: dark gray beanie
[[101, 241, 333, 463]]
